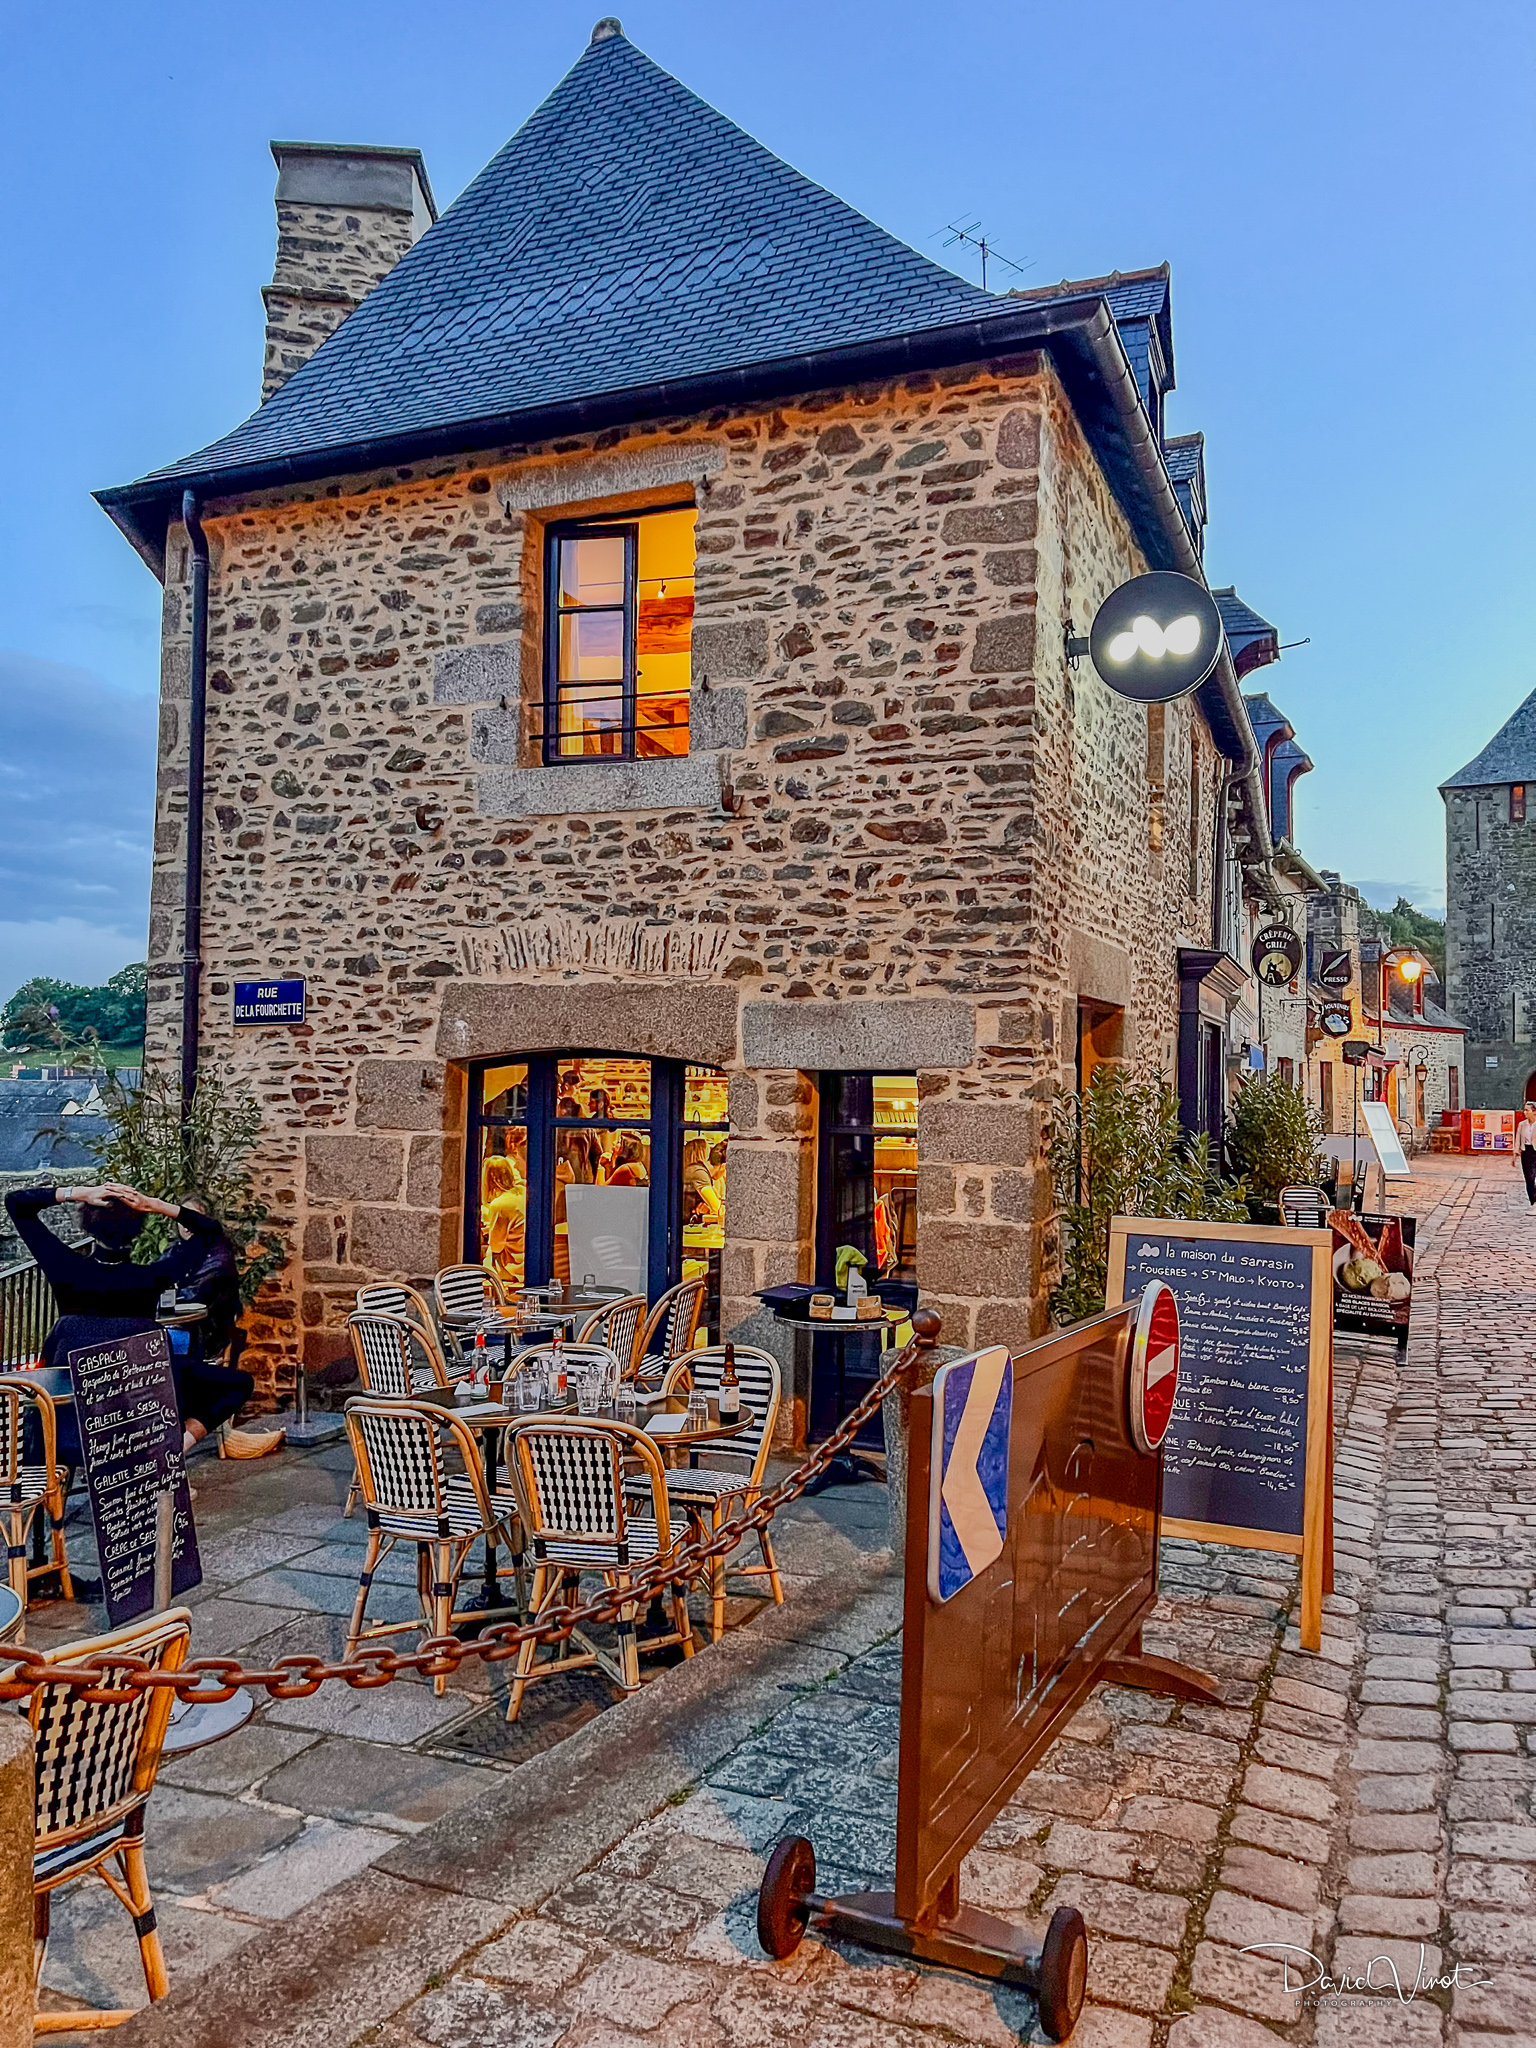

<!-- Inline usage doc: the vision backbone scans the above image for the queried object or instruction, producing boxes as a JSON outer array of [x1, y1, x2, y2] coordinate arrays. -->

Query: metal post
[[153, 1483, 175, 1614]]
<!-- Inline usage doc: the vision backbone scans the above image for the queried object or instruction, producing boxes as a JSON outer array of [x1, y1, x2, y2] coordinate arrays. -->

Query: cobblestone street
[[82, 1153, 1532, 2047]]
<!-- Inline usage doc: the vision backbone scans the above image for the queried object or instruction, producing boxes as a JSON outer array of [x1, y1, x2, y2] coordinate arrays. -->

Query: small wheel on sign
[[757, 1835, 816, 1959], [1036, 1904, 1088, 2042]]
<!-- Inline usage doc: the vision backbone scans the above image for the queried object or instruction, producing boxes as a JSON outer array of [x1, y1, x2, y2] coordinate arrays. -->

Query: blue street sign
[[233, 979, 306, 1026], [927, 1345, 1012, 1603]]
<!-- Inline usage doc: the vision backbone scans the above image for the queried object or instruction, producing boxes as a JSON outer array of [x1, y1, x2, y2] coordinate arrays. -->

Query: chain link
[[0, 1333, 930, 1705]]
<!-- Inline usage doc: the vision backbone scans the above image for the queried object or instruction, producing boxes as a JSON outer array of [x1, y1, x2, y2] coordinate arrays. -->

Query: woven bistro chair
[[0, 1378, 74, 1618], [30, 1605, 191, 2032], [501, 1418, 692, 1721], [347, 1311, 451, 1397], [432, 1265, 509, 1364], [356, 1282, 450, 1361], [508, 1343, 622, 1400], [344, 1311, 456, 1519], [575, 1293, 647, 1381], [625, 1345, 784, 1642], [1279, 1185, 1331, 1231], [343, 1398, 523, 1693], [634, 1277, 707, 1387]]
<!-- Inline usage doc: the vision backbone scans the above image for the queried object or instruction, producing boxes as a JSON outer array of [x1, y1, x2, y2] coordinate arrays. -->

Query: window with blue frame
[[467, 1053, 728, 1328]]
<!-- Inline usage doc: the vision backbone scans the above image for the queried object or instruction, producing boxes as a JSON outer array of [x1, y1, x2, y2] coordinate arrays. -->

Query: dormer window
[[543, 504, 696, 761], [1512, 784, 1526, 824]]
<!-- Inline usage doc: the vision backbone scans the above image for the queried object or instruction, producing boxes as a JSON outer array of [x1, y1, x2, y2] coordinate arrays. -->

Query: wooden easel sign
[[1107, 1216, 1333, 1651]]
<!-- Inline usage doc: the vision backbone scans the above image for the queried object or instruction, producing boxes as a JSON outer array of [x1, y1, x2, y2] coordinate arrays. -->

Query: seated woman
[[168, 1197, 281, 1458], [2, 1181, 267, 1460]]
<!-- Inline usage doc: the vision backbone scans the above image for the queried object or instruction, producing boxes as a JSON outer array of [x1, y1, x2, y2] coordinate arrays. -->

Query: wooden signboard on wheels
[[757, 1293, 1217, 2042]]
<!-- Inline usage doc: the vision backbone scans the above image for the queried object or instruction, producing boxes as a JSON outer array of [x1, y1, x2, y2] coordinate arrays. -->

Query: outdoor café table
[[768, 1307, 909, 1490], [0, 1586, 21, 1644], [441, 1389, 756, 1616]]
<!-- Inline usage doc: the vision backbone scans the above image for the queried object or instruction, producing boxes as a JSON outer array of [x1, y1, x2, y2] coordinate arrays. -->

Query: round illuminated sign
[[1088, 572, 1224, 703], [1319, 1003, 1352, 1038], [1253, 923, 1304, 986], [1128, 1281, 1180, 1455]]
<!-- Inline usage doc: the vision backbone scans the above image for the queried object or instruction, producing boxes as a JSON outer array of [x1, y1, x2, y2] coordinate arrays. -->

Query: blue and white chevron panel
[[926, 1345, 1013, 1603]]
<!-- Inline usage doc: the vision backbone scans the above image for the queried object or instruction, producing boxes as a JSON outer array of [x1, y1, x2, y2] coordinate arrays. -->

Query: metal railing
[[0, 1260, 53, 1369]]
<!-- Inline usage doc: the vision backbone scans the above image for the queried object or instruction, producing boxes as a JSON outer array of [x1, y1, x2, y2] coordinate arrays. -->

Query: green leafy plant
[[1049, 1064, 1248, 1326], [1226, 1073, 1328, 1205], [88, 1069, 286, 1308]]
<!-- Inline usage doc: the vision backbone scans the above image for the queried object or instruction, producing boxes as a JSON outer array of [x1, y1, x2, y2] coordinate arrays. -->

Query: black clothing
[[3, 1186, 222, 1369], [178, 1235, 242, 1360], [1522, 1146, 1536, 1206]]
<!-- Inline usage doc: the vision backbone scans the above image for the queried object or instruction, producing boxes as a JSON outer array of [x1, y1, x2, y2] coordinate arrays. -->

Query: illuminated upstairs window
[[543, 504, 696, 761]]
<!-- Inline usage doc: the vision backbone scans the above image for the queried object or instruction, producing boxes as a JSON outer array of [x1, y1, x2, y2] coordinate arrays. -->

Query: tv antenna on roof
[[936, 219, 1030, 292]]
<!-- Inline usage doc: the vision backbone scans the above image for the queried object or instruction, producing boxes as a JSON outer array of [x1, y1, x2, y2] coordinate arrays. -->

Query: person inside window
[[482, 1154, 527, 1284], [606, 1132, 650, 1186], [682, 1138, 723, 1225]]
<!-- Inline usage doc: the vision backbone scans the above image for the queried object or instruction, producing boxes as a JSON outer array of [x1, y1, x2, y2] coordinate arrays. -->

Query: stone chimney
[[261, 142, 436, 401]]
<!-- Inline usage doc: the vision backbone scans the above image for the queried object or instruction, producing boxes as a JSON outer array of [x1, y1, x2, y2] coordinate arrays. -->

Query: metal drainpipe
[[180, 490, 210, 1123], [1211, 764, 1234, 954]]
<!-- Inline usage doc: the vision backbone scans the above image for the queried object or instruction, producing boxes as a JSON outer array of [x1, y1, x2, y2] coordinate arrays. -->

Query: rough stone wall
[[262, 199, 419, 400], [144, 357, 1224, 1396], [1445, 785, 1536, 1108]]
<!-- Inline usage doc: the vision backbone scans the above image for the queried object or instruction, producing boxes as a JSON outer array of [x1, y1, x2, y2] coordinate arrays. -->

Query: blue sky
[[2, 0, 1532, 998]]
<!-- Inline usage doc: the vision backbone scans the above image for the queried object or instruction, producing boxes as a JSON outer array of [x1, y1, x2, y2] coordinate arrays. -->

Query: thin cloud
[[0, 649, 155, 950]]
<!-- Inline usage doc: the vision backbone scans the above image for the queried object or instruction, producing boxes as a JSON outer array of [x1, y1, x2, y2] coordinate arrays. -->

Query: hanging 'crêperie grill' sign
[[1253, 923, 1304, 985], [1088, 571, 1225, 703]]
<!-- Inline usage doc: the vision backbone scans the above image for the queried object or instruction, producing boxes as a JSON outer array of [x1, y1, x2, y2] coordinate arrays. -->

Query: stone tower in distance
[[1441, 687, 1536, 1109]]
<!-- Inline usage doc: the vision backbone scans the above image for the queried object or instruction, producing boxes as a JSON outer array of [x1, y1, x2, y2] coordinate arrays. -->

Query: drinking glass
[[576, 1371, 603, 1417], [686, 1388, 709, 1434], [614, 1386, 637, 1428], [515, 1365, 544, 1413]]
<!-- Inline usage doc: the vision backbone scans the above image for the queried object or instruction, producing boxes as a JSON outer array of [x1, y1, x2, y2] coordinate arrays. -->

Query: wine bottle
[[718, 1342, 740, 1423]]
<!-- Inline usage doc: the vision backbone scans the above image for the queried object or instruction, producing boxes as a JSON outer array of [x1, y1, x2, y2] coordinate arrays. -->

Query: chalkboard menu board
[[68, 1327, 201, 1626], [1107, 1216, 1333, 1653]]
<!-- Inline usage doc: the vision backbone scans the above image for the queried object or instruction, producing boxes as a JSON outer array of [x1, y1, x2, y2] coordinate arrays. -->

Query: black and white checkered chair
[[433, 1265, 508, 1364], [510, 1343, 622, 1401], [30, 1605, 190, 2032], [624, 1345, 784, 1642], [343, 1398, 524, 1692], [0, 1377, 74, 1623], [575, 1293, 647, 1380], [634, 1277, 707, 1386], [356, 1282, 456, 1371], [343, 1312, 457, 1520], [501, 1418, 692, 1720], [347, 1310, 452, 1398]]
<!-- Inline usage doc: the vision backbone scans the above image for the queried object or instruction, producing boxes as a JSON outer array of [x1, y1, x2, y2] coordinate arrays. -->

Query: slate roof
[[1163, 433, 1203, 482], [1440, 687, 1536, 791], [117, 24, 1000, 501], [1011, 264, 1173, 380], [1217, 591, 1278, 644], [0, 1082, 112, 1173]]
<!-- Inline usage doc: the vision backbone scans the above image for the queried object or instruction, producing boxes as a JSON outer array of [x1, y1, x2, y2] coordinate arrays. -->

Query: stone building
[[1442, 687, 1536, 1109], [97, 22, 1276, 1417]]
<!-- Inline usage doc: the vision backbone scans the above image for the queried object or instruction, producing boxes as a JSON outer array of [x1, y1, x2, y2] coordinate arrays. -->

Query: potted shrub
[[1226, 1073, 1328, 1222]]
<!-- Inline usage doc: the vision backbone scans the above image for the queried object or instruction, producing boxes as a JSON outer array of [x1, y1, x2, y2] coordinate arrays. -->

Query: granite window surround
[[434, 631, 749, 819]]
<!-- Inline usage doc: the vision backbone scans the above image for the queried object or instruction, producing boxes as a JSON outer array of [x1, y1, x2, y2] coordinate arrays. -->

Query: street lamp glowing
[[1397, 957, 1423, 982]]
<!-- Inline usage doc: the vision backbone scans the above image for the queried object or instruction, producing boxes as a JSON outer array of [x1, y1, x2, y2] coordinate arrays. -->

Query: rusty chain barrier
[[0, 1331, 931, 1706]]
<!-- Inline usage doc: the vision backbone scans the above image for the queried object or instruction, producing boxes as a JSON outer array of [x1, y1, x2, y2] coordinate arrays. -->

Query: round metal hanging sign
[[1319, 1003, 1353, 1038], [1128, 1281, 1180, 1455], [1088, 571, 1224, 703], [1253, 923, 1304, 985]]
